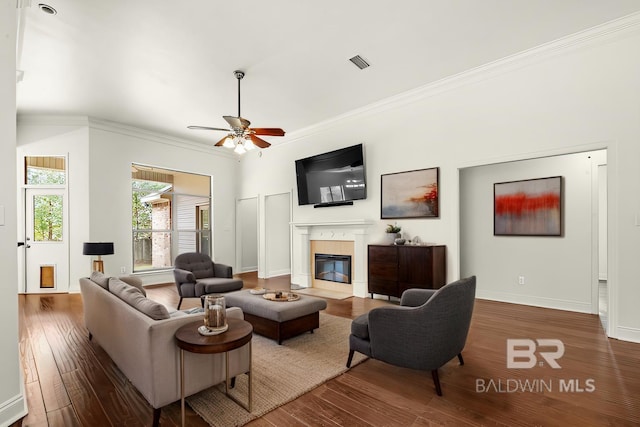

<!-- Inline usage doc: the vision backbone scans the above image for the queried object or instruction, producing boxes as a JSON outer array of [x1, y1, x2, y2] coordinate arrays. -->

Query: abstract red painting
[[494, 176, 562, 236]]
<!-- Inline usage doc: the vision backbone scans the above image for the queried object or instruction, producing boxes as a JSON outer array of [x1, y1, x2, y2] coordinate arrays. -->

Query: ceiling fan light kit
[[188, 70, 285, 154], [234, 142, 246, 155]]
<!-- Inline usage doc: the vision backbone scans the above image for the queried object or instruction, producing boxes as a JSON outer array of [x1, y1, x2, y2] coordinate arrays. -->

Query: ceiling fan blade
[[223, 116, 251, 129], [249, 134, 271, 148], [214, 135, 230, 146], [250, 128, 285, 136], [188, 125, 231, 132]]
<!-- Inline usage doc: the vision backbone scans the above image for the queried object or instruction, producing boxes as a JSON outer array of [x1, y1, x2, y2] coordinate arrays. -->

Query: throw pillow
[[118, 275, 146, 296], [90, 271, 110, 289], [108, 278, 170, 320]]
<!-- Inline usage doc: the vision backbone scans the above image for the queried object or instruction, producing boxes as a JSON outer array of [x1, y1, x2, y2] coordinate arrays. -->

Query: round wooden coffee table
[[175, 318, 253, 427]]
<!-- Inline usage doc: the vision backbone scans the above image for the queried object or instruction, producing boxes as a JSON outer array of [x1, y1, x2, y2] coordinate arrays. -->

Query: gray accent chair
[[346, 276, 476, 396], [173, 252, 244, 309]]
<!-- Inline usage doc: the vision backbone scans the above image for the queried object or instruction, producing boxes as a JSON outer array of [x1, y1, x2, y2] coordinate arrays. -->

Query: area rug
[[186, 312, 366, 427]]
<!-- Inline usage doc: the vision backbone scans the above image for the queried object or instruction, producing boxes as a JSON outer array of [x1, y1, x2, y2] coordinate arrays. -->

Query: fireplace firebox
[[315, 254, 352, 284]]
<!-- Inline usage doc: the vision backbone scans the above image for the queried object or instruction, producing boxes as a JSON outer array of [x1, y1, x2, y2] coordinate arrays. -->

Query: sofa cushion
[[90, 271, 110, 289], [119, 275, 146, 296], [109, 278, 170, 320], [169, 310, 188, 318], [195, 278, 244, 295]]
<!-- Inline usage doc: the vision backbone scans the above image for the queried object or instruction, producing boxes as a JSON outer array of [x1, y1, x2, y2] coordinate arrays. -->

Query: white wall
[[460, 151, 603, 313], [264, 192, 292, 277], [17, 118, 239, 288], [16, 118, 91, 291], [88, 123, 238, 283], [598, 164, 608, 280], [239, 19, 640, 342], [0, 1, 26, 424]]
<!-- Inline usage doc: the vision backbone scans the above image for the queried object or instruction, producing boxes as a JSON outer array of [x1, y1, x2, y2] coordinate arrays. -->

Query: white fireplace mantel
[[291, 219, 373, 297]]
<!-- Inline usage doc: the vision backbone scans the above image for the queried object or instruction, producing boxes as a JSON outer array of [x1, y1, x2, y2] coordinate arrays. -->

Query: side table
[[175, 318, 253, 427]]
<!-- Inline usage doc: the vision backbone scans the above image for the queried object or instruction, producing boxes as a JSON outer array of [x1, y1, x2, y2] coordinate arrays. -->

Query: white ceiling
[[16, 0, 640, 146]]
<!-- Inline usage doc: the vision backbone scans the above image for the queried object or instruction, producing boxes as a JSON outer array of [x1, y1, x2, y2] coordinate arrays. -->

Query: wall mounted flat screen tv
[[295, 144, 366, 207]]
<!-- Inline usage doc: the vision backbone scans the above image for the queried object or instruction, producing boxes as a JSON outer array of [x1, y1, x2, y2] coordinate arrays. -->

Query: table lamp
[[83, 242, 114, 273]]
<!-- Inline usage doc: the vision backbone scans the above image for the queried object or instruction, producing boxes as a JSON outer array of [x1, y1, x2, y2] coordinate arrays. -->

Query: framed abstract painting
[[494, 176, 562, 236], [381, 167, 439, 219]]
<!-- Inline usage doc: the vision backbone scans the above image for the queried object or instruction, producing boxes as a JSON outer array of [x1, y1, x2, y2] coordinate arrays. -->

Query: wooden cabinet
[[368, 244, 446, 298]]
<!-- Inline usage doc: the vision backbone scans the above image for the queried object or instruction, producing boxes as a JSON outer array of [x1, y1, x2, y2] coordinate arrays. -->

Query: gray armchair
[[173, 252, 243, 309], [347, 276, 476, 396]]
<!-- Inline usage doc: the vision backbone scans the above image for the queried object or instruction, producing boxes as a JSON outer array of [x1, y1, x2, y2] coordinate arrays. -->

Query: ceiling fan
[[188, 70, 285, 153]]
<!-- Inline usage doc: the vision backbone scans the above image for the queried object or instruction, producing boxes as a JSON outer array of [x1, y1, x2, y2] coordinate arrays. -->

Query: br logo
[[506, 339, 565, 369]]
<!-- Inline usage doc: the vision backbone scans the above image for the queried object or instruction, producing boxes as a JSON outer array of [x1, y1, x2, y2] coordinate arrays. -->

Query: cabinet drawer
[[368, 278, 400, 297], [368, 246, 398, 263], [367, 244, 446, 299], [369, 261, 398, 280]]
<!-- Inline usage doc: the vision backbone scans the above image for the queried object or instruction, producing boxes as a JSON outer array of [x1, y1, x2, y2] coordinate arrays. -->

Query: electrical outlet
[[120, 267, 126, 274], [518, 276, 525, 285]]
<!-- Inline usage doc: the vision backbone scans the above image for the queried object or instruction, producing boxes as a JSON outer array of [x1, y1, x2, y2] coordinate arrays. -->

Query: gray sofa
[[79, 272, 250, 427], [173, 252, 244, 309]]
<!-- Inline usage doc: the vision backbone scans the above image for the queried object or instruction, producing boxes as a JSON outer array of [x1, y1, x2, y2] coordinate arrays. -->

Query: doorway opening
[[459, 149, 608, 334]]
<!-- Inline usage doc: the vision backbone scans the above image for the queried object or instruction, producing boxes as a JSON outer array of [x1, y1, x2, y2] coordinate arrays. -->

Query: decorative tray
[[263, 292, 300, 302], [197, 324, 229, 336], [249, 288, 266, 295]]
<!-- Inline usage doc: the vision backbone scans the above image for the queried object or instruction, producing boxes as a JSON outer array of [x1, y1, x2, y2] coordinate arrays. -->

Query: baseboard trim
[[0, 390, 27, 427], [615, 326, 640, 343], [266, 269, 291, 278], [476, 290, 592, 314]]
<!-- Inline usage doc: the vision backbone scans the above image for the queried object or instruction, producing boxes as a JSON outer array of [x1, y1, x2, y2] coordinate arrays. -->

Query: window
[[33, 194, 63, 241], [25, 156, 66, 185], [131, 165, 211, 272], [25, 156, 66, 242]]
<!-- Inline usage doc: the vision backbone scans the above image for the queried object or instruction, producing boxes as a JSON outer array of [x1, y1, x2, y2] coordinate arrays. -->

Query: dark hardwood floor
[[15, 272, 640, 426]]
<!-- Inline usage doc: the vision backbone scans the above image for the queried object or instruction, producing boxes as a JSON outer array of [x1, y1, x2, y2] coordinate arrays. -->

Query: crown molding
[[17, 115, 237, 159], [17, 115, 90, 126], [277, 11, 640, 146], [87, 117, 234, 157]]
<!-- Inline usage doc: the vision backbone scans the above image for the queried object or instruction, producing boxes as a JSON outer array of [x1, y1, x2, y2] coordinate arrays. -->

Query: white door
[[24, 188, 69, 293], [237, 197, 258, 273]]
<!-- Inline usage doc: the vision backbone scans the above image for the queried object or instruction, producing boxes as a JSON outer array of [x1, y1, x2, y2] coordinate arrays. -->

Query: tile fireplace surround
[[291, 220, 373, 298]]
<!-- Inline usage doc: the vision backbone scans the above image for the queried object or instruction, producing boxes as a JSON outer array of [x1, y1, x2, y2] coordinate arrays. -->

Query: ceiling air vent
[[38, 3, 57, 14], [349, 55, 370, 70]]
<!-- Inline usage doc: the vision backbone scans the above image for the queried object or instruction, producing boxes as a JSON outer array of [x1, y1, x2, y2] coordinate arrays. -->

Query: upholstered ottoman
[[222, 290, 327, 344]]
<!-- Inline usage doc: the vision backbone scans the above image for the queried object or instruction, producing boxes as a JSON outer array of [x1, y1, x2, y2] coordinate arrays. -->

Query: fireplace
[[314, 254, 352, 285], [292, 220, 372, 297]]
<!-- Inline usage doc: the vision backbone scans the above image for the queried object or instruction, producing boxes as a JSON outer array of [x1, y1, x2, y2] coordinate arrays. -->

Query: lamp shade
[[83, 242, 114, 256]]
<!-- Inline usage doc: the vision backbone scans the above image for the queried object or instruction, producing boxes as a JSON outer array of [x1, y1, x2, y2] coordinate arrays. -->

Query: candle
[[204, 295, 227, 330]]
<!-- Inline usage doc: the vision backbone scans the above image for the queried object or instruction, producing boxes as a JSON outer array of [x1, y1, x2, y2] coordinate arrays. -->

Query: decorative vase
[[385, 232, 400, 245], [203, 295, 227, 331]]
